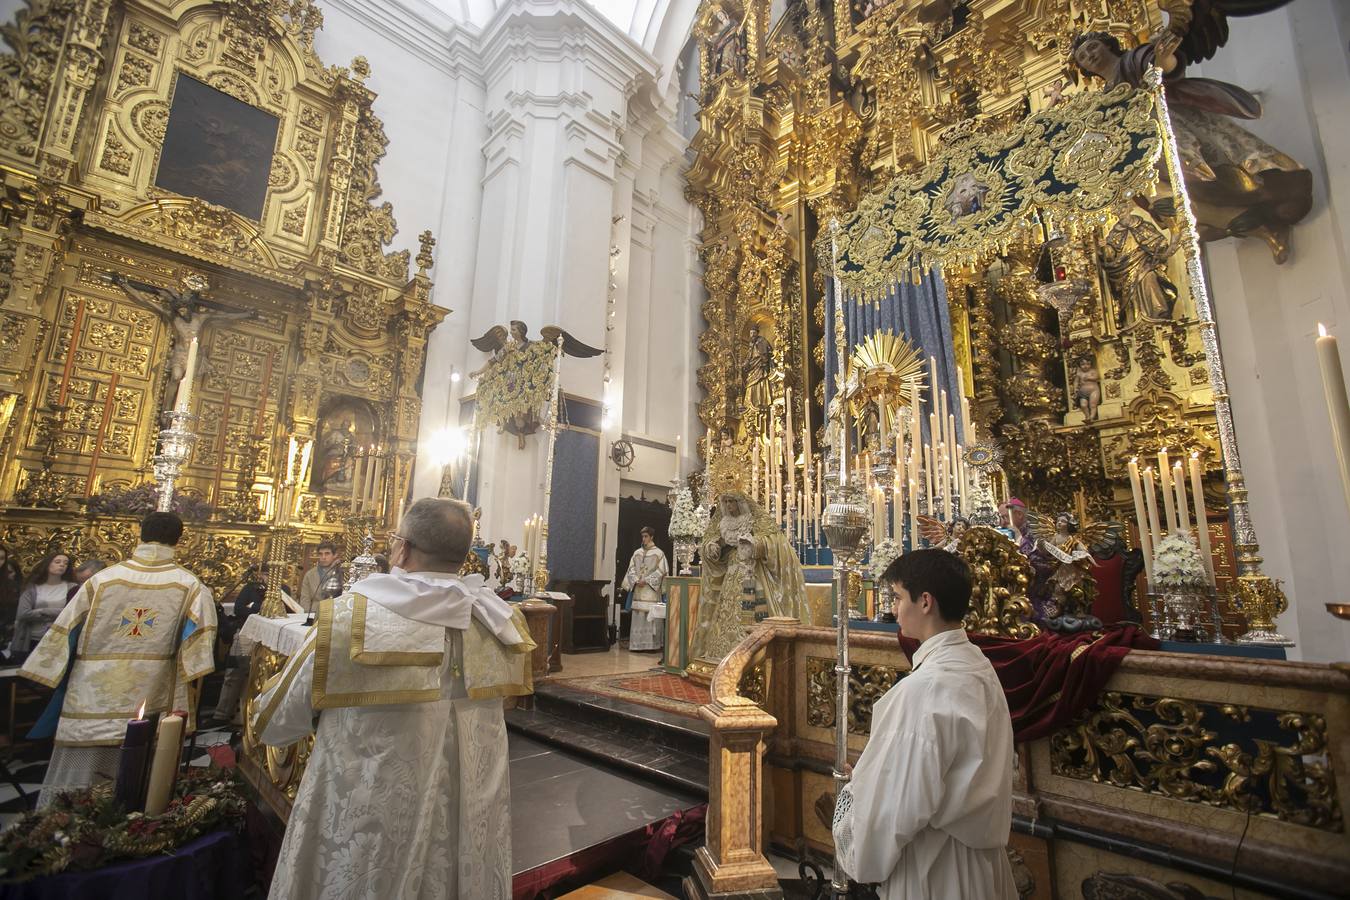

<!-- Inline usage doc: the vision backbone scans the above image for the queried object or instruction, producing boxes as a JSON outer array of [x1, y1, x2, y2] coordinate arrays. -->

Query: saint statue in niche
[[312, 399, 376, 492], [709, 8, 747, 77], [1070, 5, 1312, 263], [1100, 207, 1180, 329], [107, 272, 258, 384], [741, 325, 774, 429]]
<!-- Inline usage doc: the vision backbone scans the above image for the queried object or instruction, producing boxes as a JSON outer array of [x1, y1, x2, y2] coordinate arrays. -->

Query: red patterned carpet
[[553, 671, 710, 717]]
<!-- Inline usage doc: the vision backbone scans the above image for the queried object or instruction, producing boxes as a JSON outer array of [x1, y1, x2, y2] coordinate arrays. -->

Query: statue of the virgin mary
[[688, 453, 808, 672]]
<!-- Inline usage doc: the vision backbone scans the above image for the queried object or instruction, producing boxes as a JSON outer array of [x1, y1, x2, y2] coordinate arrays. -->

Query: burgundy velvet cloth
[[897, 625, 1158, 742], [1089, 554, 1126, 624]]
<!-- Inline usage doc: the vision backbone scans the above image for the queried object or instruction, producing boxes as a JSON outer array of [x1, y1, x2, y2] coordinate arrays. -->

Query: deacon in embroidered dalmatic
[[832, 549, 1017, 900], [621, 525, 668, 651], [20, 512, 216, 808], [255, 498, 535, 900]]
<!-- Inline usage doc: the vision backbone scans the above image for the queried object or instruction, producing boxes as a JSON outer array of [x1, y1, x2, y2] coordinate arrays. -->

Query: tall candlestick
[[1173, 461, 1191, 536], [57, 296, 86, 408], [173, 337, 200, 413], [1316, 323, 1350, 519], [1143, 467, 1163, 553], [673, 434, 681, 482], [1127, 459, 1154, 589], [1157, 449, 1177, 532], [85, 373, 120, 498], [1188, 453, 1215, 586], [908, 479, 919, 550], [839, 401, 849, 486], [143, 713, 185, 816]]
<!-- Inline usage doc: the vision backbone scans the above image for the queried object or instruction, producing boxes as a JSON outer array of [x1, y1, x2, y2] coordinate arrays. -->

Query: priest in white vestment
[[21, 512, 216, 807], [832, 548, 1017, 899], [254, 498, 535, 900], [621, 526, 668, 651]]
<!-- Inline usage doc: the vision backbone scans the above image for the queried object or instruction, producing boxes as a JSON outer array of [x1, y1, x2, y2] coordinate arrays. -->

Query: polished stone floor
[[558, 645, 664, 678], [509, 732, 703, 876]]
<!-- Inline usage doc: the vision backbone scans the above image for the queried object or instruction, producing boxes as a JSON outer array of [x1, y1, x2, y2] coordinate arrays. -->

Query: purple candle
[[113, 702, 153, 812]]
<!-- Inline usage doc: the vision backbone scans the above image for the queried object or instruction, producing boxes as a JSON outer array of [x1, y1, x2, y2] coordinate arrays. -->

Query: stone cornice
[[478, 0, 660, 91], [321, 0, 484, 82]]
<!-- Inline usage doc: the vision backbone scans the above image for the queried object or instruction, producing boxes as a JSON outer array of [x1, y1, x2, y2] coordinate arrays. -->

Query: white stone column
[[466, 0, 660, 559]]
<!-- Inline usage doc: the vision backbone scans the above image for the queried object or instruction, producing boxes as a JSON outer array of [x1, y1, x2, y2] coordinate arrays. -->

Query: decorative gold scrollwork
[[805, 655, 903, 735], [1050, 691, 1342, 832], [955, 526, 1036, 639]]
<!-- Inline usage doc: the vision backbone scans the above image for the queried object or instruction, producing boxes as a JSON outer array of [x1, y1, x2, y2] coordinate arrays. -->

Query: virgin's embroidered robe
[[255, 571, 534, 900], [20, 542, 216, 806]]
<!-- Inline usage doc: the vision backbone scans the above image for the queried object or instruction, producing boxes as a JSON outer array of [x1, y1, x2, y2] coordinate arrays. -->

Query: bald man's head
[[395, 498, 473, 572]]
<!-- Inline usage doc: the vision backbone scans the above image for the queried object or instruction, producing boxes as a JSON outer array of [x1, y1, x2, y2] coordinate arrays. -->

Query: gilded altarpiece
[[686, 0, 1230, 554], [0, 0, 446, 595]]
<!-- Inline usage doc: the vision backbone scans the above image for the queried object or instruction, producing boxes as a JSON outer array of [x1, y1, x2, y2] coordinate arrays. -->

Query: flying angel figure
[[469, 321, 602, 446]]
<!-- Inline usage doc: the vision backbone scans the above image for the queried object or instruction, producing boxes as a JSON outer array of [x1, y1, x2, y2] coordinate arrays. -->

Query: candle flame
[[1130, 456, 1138, 464], [1318, 322, 1329, 337], [137, 700, 146, 719], [1191, 450, 1199, 459]]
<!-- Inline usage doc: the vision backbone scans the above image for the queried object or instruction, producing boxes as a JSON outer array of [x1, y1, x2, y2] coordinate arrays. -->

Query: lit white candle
[[1189, 453, 1215, 586], [673, 434, 681, 482], [1127, 458, 1154, 589], [923, 443, 934, 515], [908, 479, 919, 550], [1157, 449, 1177, 532], [1316, 323, 1350, 520]]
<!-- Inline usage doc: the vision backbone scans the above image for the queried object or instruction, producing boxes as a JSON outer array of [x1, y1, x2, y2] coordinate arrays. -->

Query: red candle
[[114, 701, 153, 812], [212, 389, 232, 504], [84, 372, 119, 498], [56, 296, 86, 407]]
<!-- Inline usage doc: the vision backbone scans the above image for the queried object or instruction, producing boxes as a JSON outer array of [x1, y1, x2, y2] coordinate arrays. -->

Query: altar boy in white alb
[[254, 498, 535, 900], [621, 525, 668, 651], [832, 549, 1017, 899]]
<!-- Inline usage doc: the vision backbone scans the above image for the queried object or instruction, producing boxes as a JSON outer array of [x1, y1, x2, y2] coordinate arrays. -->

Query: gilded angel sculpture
[[469, 321, 601, 447], [1070, 0, 1311, 263]]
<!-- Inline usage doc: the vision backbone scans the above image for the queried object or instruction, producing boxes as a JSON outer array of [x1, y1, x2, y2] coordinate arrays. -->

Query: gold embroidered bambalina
[[20, 542, 217, 745]]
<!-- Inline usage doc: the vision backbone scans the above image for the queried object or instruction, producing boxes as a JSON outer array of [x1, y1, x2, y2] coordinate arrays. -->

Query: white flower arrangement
[[509, 555, 531, 577], [669, 487, 703, 540], [1152, 532, 1207, 591], [870, 538, 901, 582]]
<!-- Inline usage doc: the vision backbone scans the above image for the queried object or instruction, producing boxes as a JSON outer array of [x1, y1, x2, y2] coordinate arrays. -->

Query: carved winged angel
[[1070, 0, 1310, 263], [914, 515, 969, 553], [1026, 512, 1124, 629], [469, 321, 602, 447]]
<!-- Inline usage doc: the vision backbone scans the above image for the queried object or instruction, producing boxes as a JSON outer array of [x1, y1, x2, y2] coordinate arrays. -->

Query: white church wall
[[1194, 0, 1350, 662]]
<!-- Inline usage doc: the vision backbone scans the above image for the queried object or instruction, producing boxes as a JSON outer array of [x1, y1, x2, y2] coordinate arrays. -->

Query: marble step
[[506, 684, 709, 799], [532, 681, 712, 758]]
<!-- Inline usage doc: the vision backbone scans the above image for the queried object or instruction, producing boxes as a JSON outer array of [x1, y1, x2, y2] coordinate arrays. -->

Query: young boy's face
[[891, 580, 922, 636]]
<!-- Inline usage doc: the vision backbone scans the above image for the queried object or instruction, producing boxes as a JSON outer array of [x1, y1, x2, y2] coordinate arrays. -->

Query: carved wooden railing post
[[687, 622, 789, 899]]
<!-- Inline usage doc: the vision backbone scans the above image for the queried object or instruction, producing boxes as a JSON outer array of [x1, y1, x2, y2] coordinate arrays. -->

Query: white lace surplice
[[259, 632, 511, 900]]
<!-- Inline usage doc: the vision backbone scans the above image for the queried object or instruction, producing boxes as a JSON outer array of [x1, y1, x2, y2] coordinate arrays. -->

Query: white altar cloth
[[236, 613, 311, 657]]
